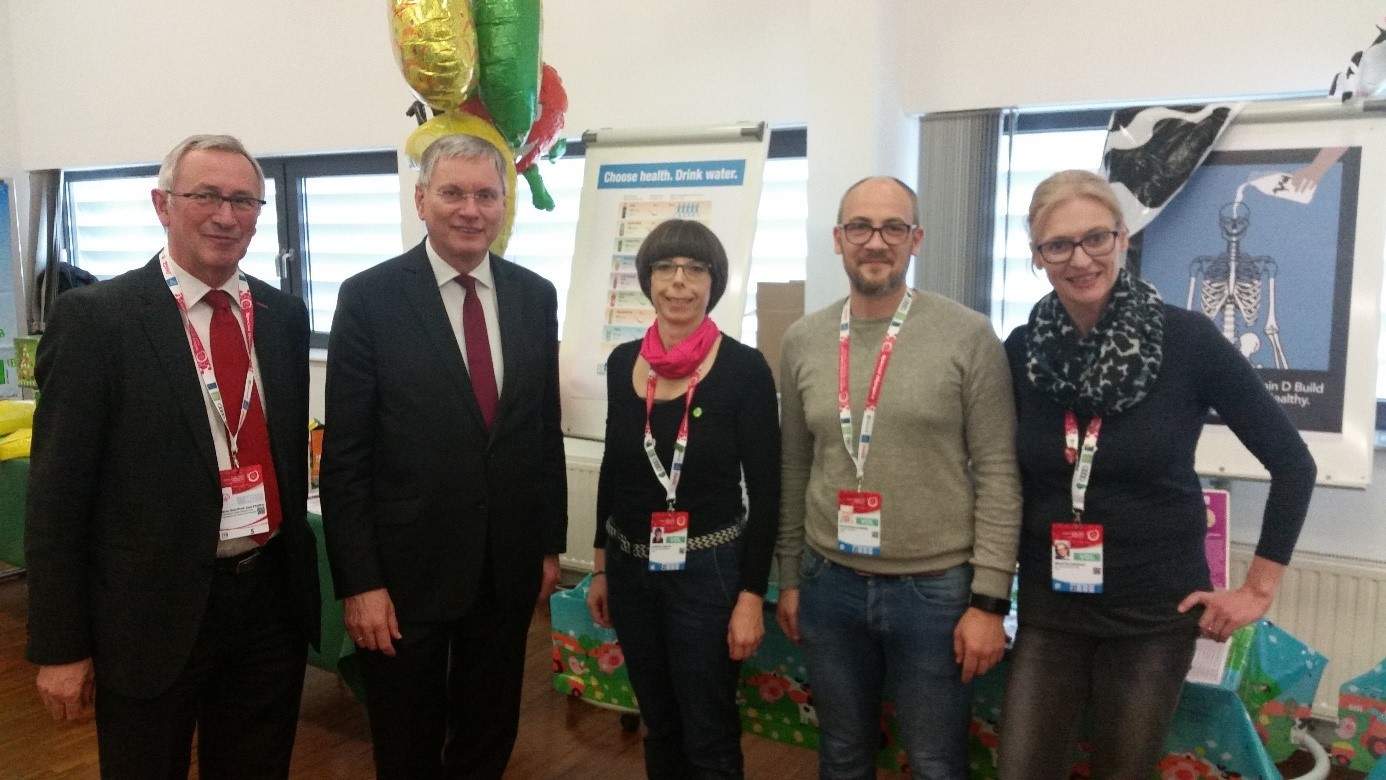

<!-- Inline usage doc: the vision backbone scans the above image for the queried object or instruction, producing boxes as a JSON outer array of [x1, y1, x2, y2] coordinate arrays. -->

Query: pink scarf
[[640, 317, 720, 378]]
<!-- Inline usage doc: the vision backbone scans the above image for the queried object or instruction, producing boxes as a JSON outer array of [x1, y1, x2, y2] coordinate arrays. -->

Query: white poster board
[[559, 123, 770, 440], [1136, 100, 1384, 488]]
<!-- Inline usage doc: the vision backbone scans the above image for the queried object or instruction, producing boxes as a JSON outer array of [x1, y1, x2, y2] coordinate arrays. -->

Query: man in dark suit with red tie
[[321, 133, 567, 778], [25, 134, 320, 778]]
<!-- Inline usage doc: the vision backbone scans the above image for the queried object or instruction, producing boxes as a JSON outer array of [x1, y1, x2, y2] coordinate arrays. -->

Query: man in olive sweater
[[774, 176, 1021, 779]]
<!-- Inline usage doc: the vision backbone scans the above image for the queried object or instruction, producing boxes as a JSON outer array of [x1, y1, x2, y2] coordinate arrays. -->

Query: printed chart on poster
[[559, 124, 769, 440], [1136, 102, 1384, 487]]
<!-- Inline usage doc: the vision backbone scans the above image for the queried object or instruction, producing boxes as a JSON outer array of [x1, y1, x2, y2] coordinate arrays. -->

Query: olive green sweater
[[775, 291, 1022, 600]]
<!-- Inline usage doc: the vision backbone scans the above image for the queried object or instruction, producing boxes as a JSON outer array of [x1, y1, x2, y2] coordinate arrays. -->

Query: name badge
[[1051, 522, 1103, 593], [837, 490, 882, 556], [649, 511, 689, 571], [219, 465, 270, 541]]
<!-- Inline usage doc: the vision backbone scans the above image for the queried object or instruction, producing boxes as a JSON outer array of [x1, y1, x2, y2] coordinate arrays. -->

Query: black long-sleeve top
[[1005, 305, 1316, 632], [594, 336, 781, 595]]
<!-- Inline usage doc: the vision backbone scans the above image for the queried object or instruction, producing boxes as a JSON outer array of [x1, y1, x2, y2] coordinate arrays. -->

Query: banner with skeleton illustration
[[1141, 147, 1358, 433], [1133, 102, 1384, 488]]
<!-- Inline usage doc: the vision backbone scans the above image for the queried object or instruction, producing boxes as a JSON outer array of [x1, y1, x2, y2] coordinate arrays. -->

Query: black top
[[1005, 305, 1316, 633], [594, 336, 781, 595]]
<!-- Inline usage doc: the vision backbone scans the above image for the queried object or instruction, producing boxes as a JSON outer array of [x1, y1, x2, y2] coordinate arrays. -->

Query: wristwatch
[[969, 593, 1012, 616]]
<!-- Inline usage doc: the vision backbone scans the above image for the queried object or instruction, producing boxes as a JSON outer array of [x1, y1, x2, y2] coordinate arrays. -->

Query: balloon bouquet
[[388, 0, 569, 255]]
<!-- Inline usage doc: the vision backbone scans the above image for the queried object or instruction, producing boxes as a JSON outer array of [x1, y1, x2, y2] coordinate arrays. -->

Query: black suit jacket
[[24, 257, 321, 698], [320, 241, 567, 620]]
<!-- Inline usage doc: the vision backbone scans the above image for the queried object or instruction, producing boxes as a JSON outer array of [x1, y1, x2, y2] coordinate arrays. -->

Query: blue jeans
[[606, 540, 745, 779], [797, 549, 972, 780]]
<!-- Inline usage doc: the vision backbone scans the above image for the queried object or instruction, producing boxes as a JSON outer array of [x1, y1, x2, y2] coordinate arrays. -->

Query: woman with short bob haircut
[[586, 219, 780, 779]]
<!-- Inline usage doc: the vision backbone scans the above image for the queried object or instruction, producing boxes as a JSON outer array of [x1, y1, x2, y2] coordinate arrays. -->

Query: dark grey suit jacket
[[24, 257, 321, 698], [320, 241, 567, 620]]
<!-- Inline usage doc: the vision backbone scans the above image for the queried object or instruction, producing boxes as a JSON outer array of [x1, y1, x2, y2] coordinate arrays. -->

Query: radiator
[[560, 453, 603, 572], [1233, 543, 1386, 719]]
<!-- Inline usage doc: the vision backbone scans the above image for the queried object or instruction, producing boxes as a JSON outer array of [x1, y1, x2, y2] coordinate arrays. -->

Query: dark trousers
[[997, 623, 1198, 779], [606, 541, 744, 780], [358, 573, 535, 780], [94, 541, 307, 780]]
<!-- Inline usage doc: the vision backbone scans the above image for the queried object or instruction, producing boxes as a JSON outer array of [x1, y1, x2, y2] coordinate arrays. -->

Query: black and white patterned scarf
[[1024, 269, 1165, 417]]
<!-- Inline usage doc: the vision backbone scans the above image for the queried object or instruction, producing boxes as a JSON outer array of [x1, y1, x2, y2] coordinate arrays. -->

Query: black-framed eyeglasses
[[838, 220, 916, 246], [649, 259, 711, 280], [1034, 230, 1120, 264], [166, 190, 266, 213]]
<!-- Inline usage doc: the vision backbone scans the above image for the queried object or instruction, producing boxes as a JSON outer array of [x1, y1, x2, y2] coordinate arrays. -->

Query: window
[[64, 151, 402, 346], [990, 113, 1109, 337], [506, 127, 809, 344], [988, 109, 1386, 430]]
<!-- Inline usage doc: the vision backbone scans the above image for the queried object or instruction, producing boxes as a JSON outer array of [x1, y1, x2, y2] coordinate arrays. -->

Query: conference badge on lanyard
[[159, 251, 268, 542], [643, 370, 698, 571], [837, 489, 883, 556], [219, 465, 271, 541], [834, 291, 912, 557], [1051, 411, 1103, 593]]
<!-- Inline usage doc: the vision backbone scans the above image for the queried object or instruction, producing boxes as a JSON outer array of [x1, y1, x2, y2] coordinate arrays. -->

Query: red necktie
[[458, 274, 498, 430], [206, 290, 281, 542]]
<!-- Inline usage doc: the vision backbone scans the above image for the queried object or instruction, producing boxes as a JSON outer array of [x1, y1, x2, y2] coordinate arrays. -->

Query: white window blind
[[989, 128, 1107, 338], [300, 173, 403, 334]]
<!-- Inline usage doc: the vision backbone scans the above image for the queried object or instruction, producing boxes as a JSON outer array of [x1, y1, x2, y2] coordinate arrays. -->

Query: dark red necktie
[[458, 274, 498, 430], [206, 290, 281, 542]]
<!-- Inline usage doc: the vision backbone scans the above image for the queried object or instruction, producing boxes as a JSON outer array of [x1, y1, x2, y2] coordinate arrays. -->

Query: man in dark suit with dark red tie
[[321, 133, 568, 779], [25, 134, 320, 778]]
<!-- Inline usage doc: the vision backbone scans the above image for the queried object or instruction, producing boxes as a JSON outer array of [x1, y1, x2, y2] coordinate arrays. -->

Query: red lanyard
[[1064, 410, 1102, 518], [160, 250, 258, 467], [837, 290, 913, 485], [643, 370, 700, 509]]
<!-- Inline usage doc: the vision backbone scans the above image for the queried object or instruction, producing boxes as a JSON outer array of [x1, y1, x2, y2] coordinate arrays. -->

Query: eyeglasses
[[649, 259, 711, 280], [166, 190, 266, 213], [1034, 230, 1120, 264], [838, 220, 916, 246], [434, 187, 503, 208]]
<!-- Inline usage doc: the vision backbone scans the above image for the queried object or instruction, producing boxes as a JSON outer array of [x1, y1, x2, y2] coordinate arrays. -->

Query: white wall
[[900, 0, 1378, 113], [2, 1, 1384, 562], [0, 0, 23, 342], [0, 0, 18, 177]]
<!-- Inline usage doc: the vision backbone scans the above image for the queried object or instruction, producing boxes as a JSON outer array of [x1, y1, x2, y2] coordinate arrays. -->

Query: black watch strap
[[969, 593, 1012, 616]]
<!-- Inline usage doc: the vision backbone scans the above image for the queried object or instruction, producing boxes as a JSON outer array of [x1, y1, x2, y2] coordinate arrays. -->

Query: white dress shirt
[[162, 248, 269, 556], [425, 240, 505, 394]]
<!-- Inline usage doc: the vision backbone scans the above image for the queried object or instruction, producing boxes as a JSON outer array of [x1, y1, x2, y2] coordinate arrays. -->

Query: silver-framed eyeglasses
[[839, 220, 916, 246], [434, 186, 503, 208], [650, 259, 711, 280], [1034, 230, 1120, 264], [166, 190, 266, 213]]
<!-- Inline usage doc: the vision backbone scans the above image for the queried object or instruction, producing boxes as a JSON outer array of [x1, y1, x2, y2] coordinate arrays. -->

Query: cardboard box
[[755, 281, 804, 387]]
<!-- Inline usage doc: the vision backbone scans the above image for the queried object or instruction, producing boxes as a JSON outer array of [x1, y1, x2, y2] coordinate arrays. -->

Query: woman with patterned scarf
[[585, 219, 780, 779], [997, 170, 1317, 778]]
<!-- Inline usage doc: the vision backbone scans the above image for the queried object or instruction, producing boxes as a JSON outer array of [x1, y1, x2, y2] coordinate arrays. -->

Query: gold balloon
[[388, 0, 479, 110], [406, 112, 518, 256]]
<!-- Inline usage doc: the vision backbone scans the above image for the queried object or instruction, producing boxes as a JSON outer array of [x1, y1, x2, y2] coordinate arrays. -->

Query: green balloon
[[473, 0, 542, 150], [523, 166, 555, 211]]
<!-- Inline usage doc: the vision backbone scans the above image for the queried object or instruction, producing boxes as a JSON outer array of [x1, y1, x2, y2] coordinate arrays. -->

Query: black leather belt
[[215, 541, 273, 575]]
